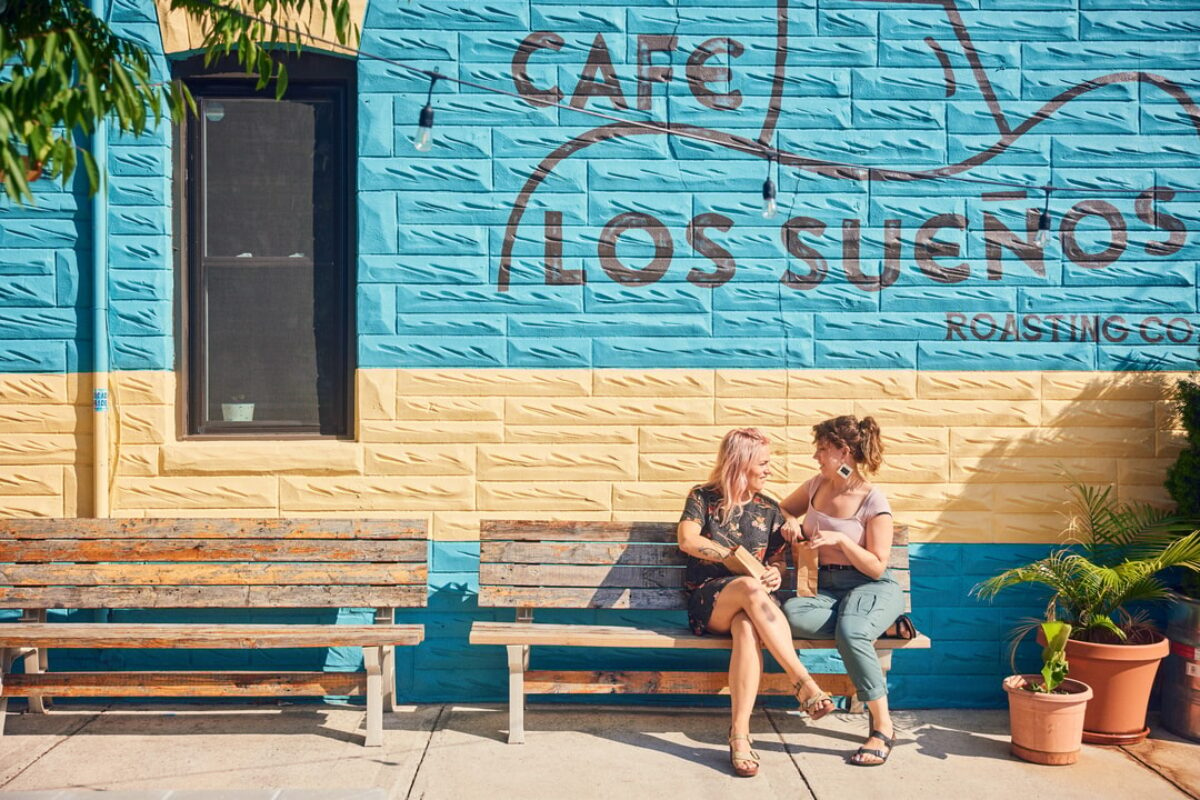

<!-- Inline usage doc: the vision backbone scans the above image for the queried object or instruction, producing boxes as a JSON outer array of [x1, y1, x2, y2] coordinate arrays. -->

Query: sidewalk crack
[[766, 707, 818, 800], [404, 703, 447, 800], [0, 703, 111, 789]]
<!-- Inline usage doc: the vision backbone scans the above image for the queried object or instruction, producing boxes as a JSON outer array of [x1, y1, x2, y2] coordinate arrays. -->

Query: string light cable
[[181, 0, 1200, 199]]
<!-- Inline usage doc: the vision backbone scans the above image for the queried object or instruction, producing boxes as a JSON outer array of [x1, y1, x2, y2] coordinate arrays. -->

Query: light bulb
[[761, 178, 777, 219], [1035, 210, 1051, 247], [414, 103, 434, 152]]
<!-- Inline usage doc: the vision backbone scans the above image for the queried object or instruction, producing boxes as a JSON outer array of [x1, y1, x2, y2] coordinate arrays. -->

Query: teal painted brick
[[588, 191, 694, 226], [368, 1, 529, 31], [503, 256, 592, 285], [1021, 70, 1138, 102], [109, 235, 167, 270], [656, 98, 850, 130], [664, 66, 850, 99], [110, 207, 169, 237], [111, 336, 171, 370], [0, 310, 76, 339], [879, 39, 1019, 70], [594, 336, 787, 367], [394, 127, 491, 160], [108, 146, 167, 177], [397, 191, 587, 226], [1020, 286, 1194, 312], [396, 284, 585, 313], [509, 337, 592, 367], [357, 284, 397, 335], [110, 301, 169, 337], [0, 250, 54, 275], [775, 129, 948, 166], [359, 335, 506, 368], [395, 315, 506, 337], [432, 541, 478, 573], [816, 340, 917, 369], [0, 220, 80, 249], [949, 101, 1138, 135], [358, 94, 393, 157], [712, 311, 812, 338], [852, 101, 944, 130], [464, 61, 560, 95], [108, 176, 169, 207], [362, 254, 489, 285], [818, 9, 877, 37], [400, 226, 489, 257], [882, 10, 1076, 41], [584, 284, 713, 314], [854, 68, 1020, 102], [869, 196, 968, 227], [880, 286, 1017, 311], [0, 275, 56, 307], [1050, 168, 1155, 193], [490, 225, 594, 260], [1082, 11, 1200, 39], [949, 134, 1051, 166], [533, 6, 625, 31], [512, 312, 710, 337], [394, 94, 556, 128], [1100, 346, 1200, 371], [1062, 260, 1193, 287], [1053, 135, 1200, 168], [873, 168, 1047, 197], [1141, 103, 1200, 134], [495, 158, 587, 193], [358, 192, 399, 254], [460, 31, 628, 62], [714, 282, 880, 313], [360, 158, 493, 192], [629, 7, 814, 37], [917, 340, 1097, 370], [491, 126, 671, 159], [816, 312, 951, 341], [361, 30, 458, 60], [1023, 41, 1200, 69]]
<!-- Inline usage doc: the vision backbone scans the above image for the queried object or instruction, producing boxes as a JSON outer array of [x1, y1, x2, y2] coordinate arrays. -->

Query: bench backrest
[[0, 518, 428, 609], [479, 520, 911, 612]]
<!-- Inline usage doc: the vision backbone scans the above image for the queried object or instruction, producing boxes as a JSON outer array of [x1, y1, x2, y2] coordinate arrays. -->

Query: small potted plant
[[221, 395, 254, 422], [1003, 620, 1092, 765], [976, 482, 1200, 745]]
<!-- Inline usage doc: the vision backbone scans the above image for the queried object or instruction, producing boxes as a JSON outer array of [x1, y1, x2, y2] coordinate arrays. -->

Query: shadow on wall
[[897, 370, 1186, 708]]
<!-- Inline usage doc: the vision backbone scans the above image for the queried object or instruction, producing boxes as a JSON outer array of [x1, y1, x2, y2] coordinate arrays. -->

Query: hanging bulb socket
[[761, 151, 777, 219], [414, 72, 440, 152], [1035, 188, 1052, 247]]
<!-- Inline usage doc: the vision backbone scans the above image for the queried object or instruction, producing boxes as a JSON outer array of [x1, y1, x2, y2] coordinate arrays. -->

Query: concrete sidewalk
[[0, 703, 1194, 799]]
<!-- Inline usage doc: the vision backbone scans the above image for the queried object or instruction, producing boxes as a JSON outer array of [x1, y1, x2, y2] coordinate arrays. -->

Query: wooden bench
[[469, 520, 931, 743], [0, 518, 428, 746]]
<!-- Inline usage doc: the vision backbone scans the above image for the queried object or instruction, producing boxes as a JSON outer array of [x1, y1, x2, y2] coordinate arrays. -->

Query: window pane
[[204, 262, 341, 429], [202, 97, 337, 260]]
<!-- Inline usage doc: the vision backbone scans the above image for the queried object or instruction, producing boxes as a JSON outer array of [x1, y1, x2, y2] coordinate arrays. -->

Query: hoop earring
[[837, 463, 853, 479]]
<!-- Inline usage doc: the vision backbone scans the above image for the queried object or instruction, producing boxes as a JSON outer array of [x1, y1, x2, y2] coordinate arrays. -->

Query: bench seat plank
[[0, 519, 426, 540], [3, 671, 368, 697], [0, 540, 427, 563], [470, 621, 930, 651], [0, 585, 426, 609], [0, 624, 425, 649], [523, 670, 858, 698], [0, 563, 425, 586]]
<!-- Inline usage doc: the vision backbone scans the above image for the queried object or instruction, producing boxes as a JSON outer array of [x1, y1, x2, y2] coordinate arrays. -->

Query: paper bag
[[794, 545, 819, 597], [722, 545, 766, 580]]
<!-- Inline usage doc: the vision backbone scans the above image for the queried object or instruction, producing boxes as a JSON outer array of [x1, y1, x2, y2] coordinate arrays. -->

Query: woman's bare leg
[[707, 577, 823, 697], [727, 611, 763, 773]]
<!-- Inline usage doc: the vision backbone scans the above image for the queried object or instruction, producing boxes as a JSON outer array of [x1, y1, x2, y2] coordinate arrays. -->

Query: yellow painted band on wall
[[0, 368, 1186, 543]]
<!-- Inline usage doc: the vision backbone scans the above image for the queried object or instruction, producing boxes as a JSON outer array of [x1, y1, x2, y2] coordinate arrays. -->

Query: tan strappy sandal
[[727, 730, 760, 778], [794, 680, 835, 721]]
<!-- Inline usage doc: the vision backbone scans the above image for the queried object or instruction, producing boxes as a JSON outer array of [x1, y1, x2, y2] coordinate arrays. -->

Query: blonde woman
[[781, 415, 904, 767], [677, 427, 835, 778]]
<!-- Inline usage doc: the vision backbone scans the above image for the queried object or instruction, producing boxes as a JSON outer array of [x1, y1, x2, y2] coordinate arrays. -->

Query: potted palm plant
[[1003, 620, 1092, 765], [976, 482, 1200, 745]]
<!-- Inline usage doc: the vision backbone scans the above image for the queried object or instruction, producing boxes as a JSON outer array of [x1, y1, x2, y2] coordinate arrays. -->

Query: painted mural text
[[538, 190, 1187, 290], [946, 313, 1200, 344]]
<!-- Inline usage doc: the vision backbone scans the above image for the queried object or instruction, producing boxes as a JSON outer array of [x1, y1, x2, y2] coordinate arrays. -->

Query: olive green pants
[[782, 569, 904, 703]]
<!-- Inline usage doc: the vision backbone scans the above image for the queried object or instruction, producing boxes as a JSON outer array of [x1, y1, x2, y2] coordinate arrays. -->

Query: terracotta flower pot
[[1004, 675, 1093, 765], [1064, 633, 1169, 745]]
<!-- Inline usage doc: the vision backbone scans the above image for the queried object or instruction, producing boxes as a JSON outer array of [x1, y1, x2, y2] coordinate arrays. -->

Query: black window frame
[[174, 54, 356, 439]]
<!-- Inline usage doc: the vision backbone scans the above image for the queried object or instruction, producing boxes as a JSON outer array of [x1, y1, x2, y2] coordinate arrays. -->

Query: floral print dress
[[679, 486, 789, 635]]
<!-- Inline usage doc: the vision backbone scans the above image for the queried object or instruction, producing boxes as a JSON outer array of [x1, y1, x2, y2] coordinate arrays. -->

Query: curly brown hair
[[812, 415, 884, 474]]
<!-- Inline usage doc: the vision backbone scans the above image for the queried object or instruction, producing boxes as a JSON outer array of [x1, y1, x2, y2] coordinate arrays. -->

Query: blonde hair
[[812, 415, 884, 474], [702, 428, 771, 524]]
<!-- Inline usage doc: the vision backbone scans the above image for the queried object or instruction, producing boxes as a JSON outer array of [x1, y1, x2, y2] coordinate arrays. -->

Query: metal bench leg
[[363, 646, 383, 747], [507, 645, 529, 745]]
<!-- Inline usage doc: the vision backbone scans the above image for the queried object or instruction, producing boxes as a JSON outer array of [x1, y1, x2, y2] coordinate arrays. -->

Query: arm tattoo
[[699, 546, 725, 562]]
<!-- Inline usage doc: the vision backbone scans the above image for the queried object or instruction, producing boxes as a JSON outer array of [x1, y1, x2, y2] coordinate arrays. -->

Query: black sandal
[[849, 729, 895, 766]]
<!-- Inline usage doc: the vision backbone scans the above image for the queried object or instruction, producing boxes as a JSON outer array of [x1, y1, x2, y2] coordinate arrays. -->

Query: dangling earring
[[837, 463, 853, 479]]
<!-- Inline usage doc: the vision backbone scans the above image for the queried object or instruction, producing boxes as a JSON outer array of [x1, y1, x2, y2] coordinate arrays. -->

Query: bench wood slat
[[2, 671, 368, 697], [0, 519, 427, 540], [0, 540, 427, 564], [524, 670, 857, 698], [0, 563, 425, 586], [481, 520, 909, 546], [0, 585, 427, 609], [480, 541, 909, 569], [0, 624, 425, 649], [470, 621, 931, 650]]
